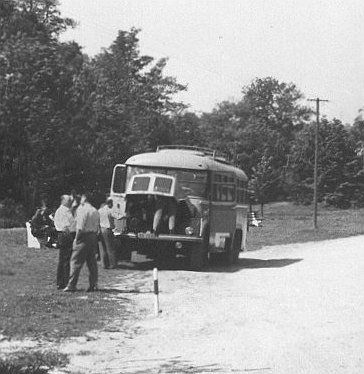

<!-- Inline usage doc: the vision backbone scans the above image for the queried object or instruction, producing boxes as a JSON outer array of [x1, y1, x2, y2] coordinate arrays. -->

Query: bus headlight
[[185, 226, 194, 235]]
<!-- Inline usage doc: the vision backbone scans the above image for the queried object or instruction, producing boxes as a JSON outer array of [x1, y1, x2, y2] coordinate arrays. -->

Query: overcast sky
[[59, 0, 364, 124]]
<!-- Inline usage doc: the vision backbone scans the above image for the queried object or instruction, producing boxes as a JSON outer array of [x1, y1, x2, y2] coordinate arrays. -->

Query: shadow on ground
[[114, 255, 302, 273], [98, 288, 151, 294], [119, 357, 224, 373]]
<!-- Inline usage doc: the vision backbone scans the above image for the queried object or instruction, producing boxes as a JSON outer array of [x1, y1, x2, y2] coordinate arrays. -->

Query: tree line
[[1, 0, 364, 218]]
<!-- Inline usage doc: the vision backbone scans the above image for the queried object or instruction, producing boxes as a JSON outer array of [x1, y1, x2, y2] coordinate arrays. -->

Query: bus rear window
[[154, 177, 173, 194], [131, 176, 150, 191], [126, 166, 209, 199]]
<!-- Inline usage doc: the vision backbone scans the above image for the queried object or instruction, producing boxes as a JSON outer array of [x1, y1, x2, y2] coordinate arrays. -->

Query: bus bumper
[[113, 231, 203, 243]]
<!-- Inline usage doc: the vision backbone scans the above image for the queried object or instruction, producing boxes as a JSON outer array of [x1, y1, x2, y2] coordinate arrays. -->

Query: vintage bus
[[110, 145, 249, 270]]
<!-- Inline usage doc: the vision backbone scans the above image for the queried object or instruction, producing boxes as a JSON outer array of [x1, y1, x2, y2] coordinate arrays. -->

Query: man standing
[[98, 198, 117, 269], [54, 195, 75, 290], [64, 192, 100, 292]]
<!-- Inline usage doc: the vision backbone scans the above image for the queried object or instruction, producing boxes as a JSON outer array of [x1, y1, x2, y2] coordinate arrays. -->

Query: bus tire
[[188, 226, 209, 271], [188, 242, 207, 271], [227, 229, 242, 265], [116, 238, 132, 261]]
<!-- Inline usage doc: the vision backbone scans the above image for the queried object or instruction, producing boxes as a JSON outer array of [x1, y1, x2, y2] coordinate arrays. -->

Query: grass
[[0, 349, 69, 374], [247, 202, 364, 251], [2, 202, 364, 342], [0, 229, 133, 342]]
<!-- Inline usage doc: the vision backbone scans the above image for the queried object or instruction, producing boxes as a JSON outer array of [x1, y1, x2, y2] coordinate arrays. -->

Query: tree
[[288, 118, 361, 207], [248, 153, 281, 216], [0, 0, 82, 213], [1, 3, 186, 209], [68, 28, 187, 192], [243, 77, 311, 138], [169, 112, 202, 146], [200, 77, 311, 202]]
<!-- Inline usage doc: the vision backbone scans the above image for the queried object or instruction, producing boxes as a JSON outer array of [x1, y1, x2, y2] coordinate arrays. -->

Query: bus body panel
[[109, 146, 249, 264]]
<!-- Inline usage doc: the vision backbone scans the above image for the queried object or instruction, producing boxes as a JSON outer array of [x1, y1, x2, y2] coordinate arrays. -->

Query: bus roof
[[125, 149, 248, 180]]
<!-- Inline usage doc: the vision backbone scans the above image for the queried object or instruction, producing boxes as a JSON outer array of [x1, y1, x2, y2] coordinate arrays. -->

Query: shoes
[[63, 286, 77, 292], [86, 286, 98, 292]]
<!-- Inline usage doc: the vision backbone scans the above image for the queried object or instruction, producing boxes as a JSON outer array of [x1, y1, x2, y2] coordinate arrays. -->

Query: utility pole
[[308, 98, 329, 230]]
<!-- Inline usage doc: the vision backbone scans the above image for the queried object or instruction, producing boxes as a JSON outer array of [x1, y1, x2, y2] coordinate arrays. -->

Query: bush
[[0, 349, 69, 374], [324, 193, 351, 209], [0, 199, 26, 228], [0, 361, 48, 374], [324, 182, 364, 209]]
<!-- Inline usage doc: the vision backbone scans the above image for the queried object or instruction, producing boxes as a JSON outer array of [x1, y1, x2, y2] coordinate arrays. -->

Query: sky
[[59, 0, 364, 124]]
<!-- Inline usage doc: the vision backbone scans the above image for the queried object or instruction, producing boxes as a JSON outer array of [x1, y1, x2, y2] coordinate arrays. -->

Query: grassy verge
[[2, 203, 364, 341], [247, 202, 364, 251], [0, 349, 68, 374], [0, 229, 132, 342]]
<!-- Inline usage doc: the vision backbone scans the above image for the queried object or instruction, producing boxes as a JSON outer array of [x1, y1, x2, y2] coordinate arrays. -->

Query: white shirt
[[76, 203, 100, 233], [54, 205, 76, 232], [98, 204, 115, 229]]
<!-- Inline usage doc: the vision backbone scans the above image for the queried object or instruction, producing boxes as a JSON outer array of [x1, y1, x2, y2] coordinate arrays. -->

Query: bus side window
[[112, 165, 126, 193], [213, 173, 236, 202], [237, 179, 248, 204]]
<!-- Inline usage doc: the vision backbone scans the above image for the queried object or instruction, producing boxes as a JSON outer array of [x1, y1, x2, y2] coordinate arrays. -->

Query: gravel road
[[57, 235, 364, 374]]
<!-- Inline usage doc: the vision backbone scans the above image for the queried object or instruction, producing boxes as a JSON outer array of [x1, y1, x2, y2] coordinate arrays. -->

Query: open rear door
[[111, 164, 126, 194]]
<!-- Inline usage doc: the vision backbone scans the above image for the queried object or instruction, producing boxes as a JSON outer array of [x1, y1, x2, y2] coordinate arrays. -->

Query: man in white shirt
[[64, 192, 100, 292], [54, 195, 76, 290], [98, 198, 117, 269]]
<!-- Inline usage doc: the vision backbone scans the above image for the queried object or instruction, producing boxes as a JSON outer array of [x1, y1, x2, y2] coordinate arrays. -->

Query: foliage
[[200, 77, 311, 204], [0, 198, 26, 228], [248, 154, 282, 214], [69, 28, 186, 192], [0, 0, 84, 215], [0, 349, 68, 374], [169, 112, 202, 145], [288, 118, 364, 207], [1, 1, 364, 211], [0, 1, 185, 213]]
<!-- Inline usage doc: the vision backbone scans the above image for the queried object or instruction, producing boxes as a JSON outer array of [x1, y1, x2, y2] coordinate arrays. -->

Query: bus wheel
[[188, 242, 207, 271], [117, 239, 132, 261], [227, 229, 242, 265], [119, 248, 131, 261]]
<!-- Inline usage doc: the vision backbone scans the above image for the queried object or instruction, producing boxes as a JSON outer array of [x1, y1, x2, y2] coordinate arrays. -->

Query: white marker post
[[153, 267, 159, 317]]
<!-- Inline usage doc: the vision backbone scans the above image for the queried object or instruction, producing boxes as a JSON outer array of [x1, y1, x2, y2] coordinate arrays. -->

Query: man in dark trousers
[[54, 195, 75, 290], [64, 192, 100, 292]]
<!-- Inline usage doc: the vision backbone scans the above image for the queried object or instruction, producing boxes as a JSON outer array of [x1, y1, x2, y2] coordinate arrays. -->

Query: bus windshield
[[126, 166, 209, 199]]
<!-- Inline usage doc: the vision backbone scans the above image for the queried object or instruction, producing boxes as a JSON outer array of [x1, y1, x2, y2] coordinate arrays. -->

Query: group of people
[[31, 192, 117, 292]]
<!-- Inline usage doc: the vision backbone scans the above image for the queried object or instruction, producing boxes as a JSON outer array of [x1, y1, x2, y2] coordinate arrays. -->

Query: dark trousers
[[56, 232, 74, 288], [67, 232, 98, 289], [98, 228, 117, 268]]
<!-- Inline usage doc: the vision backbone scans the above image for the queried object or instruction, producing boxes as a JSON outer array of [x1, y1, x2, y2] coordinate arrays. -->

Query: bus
[[110, 145, 249, 270]]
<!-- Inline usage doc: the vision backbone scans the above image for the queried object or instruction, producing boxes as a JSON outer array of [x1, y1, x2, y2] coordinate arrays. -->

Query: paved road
[[59, 235, 364, 374]]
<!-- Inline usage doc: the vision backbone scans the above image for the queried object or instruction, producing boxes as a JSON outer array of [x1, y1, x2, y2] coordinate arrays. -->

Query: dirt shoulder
[[51, 235, 364, 374]]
